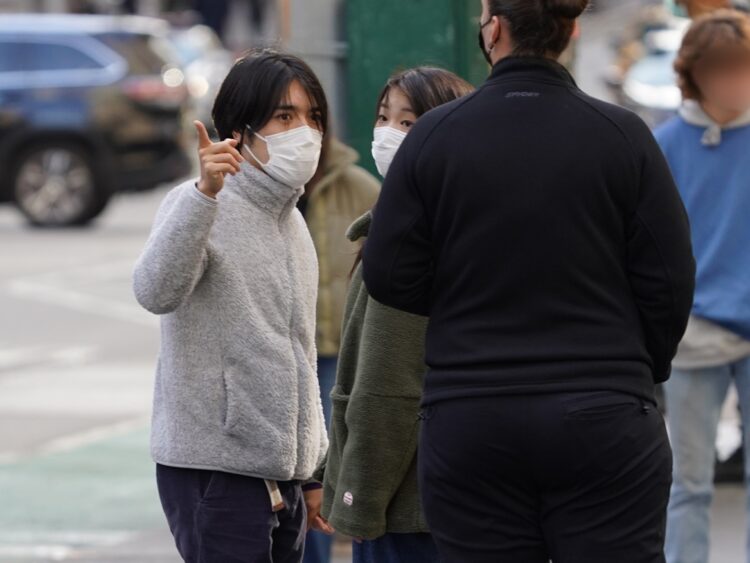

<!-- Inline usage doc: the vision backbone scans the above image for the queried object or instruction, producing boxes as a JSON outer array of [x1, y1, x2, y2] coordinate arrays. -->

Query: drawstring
[[264, 479, 285, 512]]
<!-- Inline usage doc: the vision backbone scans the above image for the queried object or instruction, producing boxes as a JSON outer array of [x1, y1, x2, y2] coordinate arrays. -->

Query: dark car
[[0, 14, 192, 226]]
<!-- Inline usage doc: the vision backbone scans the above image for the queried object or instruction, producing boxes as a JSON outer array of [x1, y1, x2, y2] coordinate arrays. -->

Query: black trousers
[[156, 464, 306, 563], [419, 391, 672, 563]]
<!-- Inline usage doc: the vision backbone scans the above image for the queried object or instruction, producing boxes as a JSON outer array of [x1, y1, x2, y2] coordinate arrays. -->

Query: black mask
[[478, 18, 493, 66]]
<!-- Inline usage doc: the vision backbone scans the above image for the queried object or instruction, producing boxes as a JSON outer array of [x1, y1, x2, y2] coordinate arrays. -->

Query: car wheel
[[12, 144, 109, 227]]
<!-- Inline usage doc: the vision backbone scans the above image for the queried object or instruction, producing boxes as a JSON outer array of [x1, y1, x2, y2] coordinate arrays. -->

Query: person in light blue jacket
[[655, 10, 750, 563]]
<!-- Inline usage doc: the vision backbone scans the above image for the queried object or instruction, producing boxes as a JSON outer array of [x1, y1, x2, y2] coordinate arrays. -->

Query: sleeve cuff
[[191, 182, 219, 206], [302, 481, 323, 492]]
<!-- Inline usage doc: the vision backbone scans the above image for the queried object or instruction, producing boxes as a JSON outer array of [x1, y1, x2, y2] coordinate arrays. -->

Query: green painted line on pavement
[[0, 426, 163, 547]]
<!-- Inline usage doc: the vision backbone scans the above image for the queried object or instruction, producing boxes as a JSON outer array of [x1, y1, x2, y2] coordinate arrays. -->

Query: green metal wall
[[346, 0, 489, 175]]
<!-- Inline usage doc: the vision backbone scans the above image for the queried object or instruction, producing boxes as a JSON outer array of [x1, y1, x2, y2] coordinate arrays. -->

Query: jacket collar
[[488, 56, 577, 88], [679, 100, 750, 146], [223, 163, 304, 217], [304, 138, 360, 202]]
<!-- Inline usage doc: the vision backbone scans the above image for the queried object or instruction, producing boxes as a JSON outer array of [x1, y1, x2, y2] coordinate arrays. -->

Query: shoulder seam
[[568, 90, 641, 178], [411, 89, 484, 163]]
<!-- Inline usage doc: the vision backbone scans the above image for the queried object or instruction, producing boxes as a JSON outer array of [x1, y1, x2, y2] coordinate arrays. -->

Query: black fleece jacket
[[363, 57, 695, 405]]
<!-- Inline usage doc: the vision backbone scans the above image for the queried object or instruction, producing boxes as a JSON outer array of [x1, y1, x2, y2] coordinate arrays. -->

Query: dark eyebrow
[[275, 104, 322, 114], [380, 102, 415, 114]]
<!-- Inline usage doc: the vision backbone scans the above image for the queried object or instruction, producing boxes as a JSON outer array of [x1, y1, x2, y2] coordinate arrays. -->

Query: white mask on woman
[[245, 125, 323, 188], [371, 126, 407, 178]]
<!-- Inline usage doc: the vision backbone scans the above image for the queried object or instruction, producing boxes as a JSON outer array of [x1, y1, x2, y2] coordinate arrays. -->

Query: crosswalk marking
[[0, 345, 96, 372]]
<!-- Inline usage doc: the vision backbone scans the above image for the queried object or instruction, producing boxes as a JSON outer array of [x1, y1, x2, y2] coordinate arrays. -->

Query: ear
[[495, 15, 516, 55], [572, 20, 581, 40], [489, 15, 502, 50], [233, 131, 249, 161]]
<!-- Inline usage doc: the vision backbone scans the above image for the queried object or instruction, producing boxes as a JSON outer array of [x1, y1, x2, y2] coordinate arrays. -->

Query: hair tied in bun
[[544, 0, 590, 19]]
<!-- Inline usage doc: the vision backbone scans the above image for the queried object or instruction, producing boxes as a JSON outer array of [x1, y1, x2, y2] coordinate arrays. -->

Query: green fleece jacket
[[315, 212, 430, 540]]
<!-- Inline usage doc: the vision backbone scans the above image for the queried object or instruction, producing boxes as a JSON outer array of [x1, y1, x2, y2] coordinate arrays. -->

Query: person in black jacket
[[362, 0, 696, 561]]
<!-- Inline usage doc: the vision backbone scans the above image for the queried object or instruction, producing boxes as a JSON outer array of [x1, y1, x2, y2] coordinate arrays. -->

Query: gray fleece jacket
[[133, 164, 328, 481]]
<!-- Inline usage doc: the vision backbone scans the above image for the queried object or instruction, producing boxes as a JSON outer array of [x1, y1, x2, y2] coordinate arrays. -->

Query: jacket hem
[[422, 364, 655, 406], [324, 512, 430, 540], [153, 458, 309, 483]]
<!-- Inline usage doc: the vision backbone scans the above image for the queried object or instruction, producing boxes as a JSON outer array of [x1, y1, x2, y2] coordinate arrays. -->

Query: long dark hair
[[486, 0, 590, 57], [374, 67, 475, 121], [352, 67, 475, 276], [212, 49, 329, 143]]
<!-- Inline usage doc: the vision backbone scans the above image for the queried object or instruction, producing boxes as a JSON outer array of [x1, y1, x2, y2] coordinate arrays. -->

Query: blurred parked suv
[[0, 14, 192, 226]]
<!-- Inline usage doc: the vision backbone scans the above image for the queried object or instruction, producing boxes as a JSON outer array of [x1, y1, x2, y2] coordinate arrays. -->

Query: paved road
[[0, 2, 746, 562]]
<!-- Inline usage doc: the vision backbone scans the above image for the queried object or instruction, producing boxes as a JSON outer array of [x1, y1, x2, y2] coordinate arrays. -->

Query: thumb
[[194, 121, 212, 149]]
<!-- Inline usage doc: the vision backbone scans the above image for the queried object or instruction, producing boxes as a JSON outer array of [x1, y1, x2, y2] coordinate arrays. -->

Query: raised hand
[[194, 120, 244, 199]]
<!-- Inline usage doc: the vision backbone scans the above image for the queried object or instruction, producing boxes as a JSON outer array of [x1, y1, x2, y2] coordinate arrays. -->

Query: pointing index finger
[[194, 120, 212, 149]]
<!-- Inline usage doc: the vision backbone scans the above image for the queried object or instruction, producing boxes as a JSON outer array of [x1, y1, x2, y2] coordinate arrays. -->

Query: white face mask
[[245, 125, 323, 188], [371, 126, 407, 178]]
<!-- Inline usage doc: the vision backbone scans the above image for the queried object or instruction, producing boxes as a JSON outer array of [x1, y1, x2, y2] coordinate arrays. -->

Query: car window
[[0, 41, 103, 72], [96, 33, 170, 75], [0, 41, 24, 72]]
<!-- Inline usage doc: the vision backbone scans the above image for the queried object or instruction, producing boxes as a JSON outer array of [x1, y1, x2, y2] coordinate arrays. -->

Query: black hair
[[375, 66, 475, 121], [212, 49, 328, 142], [351, 67, 475, 276], [487, 0, 590, 57]]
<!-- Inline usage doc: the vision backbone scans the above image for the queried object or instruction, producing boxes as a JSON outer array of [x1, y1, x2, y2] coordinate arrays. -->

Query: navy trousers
[[353, 533, 439, 563], [157, 464, 306, 563]]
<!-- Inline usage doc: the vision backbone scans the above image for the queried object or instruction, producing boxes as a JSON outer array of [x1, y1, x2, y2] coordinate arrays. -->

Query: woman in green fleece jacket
[[316, 67, 474, 563]]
